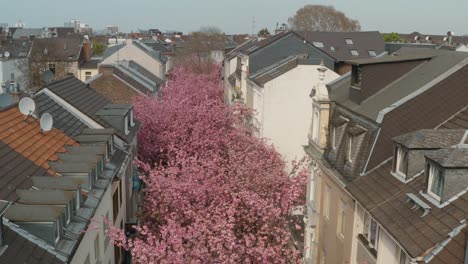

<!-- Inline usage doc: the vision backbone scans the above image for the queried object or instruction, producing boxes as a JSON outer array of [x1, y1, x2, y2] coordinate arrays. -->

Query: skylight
[[345, 38, 354, 45], [330, 46, 336, 51], [368, 50, 377, 57], [313, 42, 324, 48], [350, 49, 359, 56]]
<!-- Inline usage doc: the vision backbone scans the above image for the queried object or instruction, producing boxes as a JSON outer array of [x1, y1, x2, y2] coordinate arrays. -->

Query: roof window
[[350, 49, 359, 56], [345, 38, 354, 45], [330, 46, 336, 51], [313, 42, 324, 48], [368, 50, 377, 57]]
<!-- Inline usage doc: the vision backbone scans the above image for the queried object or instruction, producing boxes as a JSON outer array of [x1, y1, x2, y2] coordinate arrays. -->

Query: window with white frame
[[95, 235, 100, 260], [124, 116, 129, 135], [331, 126, 337, 149], [427, 163, 444, 200], [54, 221, 61, 244], [369, 217, 379, 249], [324, 185, 331, 220], [338, 200, 346, 238], [394, 145, 408, 177], [312, 110, 320, 143], [64, 205, 71, 226], [345, 38, 354, 45], [350, 49, 359, 56], [130, 109, 135, 126], [347, 136, 353, 163], [308, 168, 316, 202], [362, 212, 380, 250], [396, 248, 410, 264], [368, 50, 377, 57]]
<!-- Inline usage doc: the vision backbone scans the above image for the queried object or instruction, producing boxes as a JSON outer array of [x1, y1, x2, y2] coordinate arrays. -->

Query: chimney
[[82, 41, 92, 61], [447, 31, 454, 46]]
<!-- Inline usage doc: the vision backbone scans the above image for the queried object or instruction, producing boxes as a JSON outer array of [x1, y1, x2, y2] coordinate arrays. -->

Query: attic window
[[75, 191, 81, 212], [347, 135, 353, 163], [350, 49, 359, 56], [330, 46, 336, 51], [393, 145, 408, 178], [331, 126, 336, 149], [368, 50, 377, 57], [130, 109, 135, 126], [345, 38, 354, 45], [54, 221, 61, 244], [427, 164, 444, 201], [313, 42, 324, 48], [64, 205, 72, 225], [124, 116, 130, 135]]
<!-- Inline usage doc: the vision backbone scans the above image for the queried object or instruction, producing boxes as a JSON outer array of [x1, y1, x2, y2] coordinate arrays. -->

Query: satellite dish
[[40, 113, 53, 132], [43, 70, 54, 84], [4, 51, 10, 58], [18, 97, 36, 116], [0, 93, 13, 108]]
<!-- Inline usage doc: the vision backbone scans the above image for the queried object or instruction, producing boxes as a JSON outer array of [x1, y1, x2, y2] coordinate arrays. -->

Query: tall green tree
[[382, 32, 402, 42]]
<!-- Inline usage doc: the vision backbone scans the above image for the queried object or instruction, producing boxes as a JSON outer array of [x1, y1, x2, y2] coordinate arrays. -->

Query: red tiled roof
[[0, 107, 78, 174]]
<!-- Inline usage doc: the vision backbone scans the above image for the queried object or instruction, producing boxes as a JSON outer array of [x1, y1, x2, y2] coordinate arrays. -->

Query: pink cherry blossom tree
[[107, 63, 307, 263]]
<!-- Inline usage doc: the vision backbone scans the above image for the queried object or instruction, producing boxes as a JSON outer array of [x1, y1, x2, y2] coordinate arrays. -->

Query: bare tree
[[288, 5, 361, 32], [16, 40, 71, 90]]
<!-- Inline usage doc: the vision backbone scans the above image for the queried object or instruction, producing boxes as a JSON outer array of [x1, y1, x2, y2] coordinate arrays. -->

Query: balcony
[[356, 234, 377, 264]]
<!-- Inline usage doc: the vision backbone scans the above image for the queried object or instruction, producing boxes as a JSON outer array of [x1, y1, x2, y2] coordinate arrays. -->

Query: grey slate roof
[[45, 76, 141, 143], [34, 93, 88, 139], [133, 40, 167, 63], [0, 141, 51, 201], [0, 224, 66, 264], [330, 48, 468, 120], [295, 30, 386, 61], [425, 148, 468, 167], [393, 129, 466, 149], [31, 38, 83, 61], [249, 55, 321, 87], [347, 110, 468, 262], [12, 28, 45, 39], [0, 39, 32, 59], [102, 44, 125, 60]]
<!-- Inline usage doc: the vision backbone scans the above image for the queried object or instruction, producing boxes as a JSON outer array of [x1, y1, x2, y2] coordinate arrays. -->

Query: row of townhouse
[[223, 31, 468, 264], [0, 36, 169, 98], [223, 29, 385, 164], [0, 75, 142, 263], [306, 47, 468, 264]]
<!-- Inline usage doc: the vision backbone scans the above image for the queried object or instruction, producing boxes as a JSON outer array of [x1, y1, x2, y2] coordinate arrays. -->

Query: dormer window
[[54, 221, 61, 244], [124, 116, 130, 135], [427, 164, 444, 201], [312, 110, 320, 143], [130, 109, 135, 126], [347, 135, 353, 163], [75, 191, 81, 212], [352, 66, 362, 87], [64, 205, 72, 226], [393, 145, 408, 178], [331, 126, 336, 149]]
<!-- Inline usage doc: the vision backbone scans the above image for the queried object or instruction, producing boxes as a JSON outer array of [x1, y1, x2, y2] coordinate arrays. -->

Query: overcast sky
[[3, 0, 467, 35]]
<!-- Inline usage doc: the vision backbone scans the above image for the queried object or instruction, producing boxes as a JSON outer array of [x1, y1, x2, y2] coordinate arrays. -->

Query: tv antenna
[[18, 97, 36, 117], [40, 113, 53, 133]]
